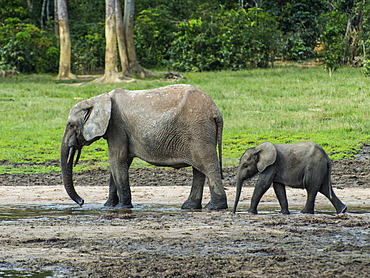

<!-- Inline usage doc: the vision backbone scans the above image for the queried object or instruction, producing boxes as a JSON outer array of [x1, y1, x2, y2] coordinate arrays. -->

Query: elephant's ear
[[82, 93, 111, 142], [255, 142, 277, 172]]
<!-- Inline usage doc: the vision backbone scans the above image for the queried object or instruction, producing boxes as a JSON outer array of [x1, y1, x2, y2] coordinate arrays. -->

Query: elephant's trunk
[[232, 175, 244, 214], [60, 143, 84, 206]]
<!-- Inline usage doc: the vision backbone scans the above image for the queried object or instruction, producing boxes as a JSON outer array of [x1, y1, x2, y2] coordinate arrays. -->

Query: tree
[[56, 0, 75, 79], [123, 0, 152, 77], [94, 0, 153, 83], [345, 2, 364, 65], [320, 11, 348, 77]]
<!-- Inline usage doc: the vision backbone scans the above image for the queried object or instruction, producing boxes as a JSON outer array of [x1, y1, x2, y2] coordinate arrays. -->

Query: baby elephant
[[233, 141, 347, 214]]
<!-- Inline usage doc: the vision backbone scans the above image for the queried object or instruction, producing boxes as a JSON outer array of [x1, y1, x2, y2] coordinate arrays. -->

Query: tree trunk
[[123, 0, 154, 78], [46, 0, 50, 22], [123, 0, 139, 73], [56, 0, 75, 80], [54, 0, 58, 36], [94, 0, 155, 83], [41, 0, 46, 28], [94, 0, 130, 83], [345, 8, 363, 66], [115, 0, 129, 76], [95, 0, 118, 82]]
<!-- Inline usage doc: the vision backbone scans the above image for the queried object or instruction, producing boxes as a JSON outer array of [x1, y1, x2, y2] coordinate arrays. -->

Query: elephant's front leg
[[273, 182, 290, 214], [248, 171, 275, 214], [109, 158, 133, 209], [181, 167, 205, 210], [103, 173, 119, 207]]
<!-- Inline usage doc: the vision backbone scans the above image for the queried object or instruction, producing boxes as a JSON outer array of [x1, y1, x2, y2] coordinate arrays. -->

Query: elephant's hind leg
[[203, 168, 227, 210], [319, 186, 347, 214], [199, 156, 227, 210], [187, 147, 227, 210], [301, 193, 317, 214], [181, 167, 205, 209], [301, 171, 320, 214]]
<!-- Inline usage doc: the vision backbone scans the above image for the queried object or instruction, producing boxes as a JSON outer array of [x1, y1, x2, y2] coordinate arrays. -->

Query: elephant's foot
[[300, 208, 314, 214], [204, 201, 228, 210], [204, 193, 228, 210], [181, 199, 202, 210], [103, 198, 119, 208], [247, 208, 258, 214], [336, 204, 347, 214], [114, 202, 134, 209], [279, 209, 290, 215]]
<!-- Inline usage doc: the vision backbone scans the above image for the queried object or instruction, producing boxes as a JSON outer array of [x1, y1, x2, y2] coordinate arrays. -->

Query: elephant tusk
[[66, 146, 82, 167], [67, 146, 76, 165]]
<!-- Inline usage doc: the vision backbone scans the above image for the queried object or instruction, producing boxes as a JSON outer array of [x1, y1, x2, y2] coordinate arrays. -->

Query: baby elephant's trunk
[[233, 177, 244, 213]]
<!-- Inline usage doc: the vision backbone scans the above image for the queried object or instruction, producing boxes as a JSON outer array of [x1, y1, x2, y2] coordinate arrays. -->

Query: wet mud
[[0, 145, 370, 277]]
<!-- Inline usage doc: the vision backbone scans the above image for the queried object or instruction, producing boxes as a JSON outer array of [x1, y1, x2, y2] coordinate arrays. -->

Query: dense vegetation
[[1, 67, 369, 174], [0, 0, 369, 74], [1, 1, 369, 174]]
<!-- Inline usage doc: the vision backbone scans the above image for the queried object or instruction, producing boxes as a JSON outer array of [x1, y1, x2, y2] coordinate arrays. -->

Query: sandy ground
[[0, 146, 370, 277]]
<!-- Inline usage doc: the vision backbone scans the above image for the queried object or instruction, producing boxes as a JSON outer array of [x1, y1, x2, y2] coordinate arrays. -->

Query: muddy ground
[[0, 145, 370, 277]]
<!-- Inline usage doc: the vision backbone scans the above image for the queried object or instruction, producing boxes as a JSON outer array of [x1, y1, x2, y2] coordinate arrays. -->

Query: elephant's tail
[[215, 114, 224, 179], [322, 161, 333, 199], [328, 162, 333, 199]]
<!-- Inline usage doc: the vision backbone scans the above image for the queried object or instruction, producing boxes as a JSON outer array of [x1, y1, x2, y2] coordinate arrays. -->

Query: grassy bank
[[1, 66, 369, 174]]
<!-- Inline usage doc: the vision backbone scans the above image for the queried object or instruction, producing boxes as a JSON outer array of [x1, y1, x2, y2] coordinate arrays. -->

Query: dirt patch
[[0, 145, 370, 277]]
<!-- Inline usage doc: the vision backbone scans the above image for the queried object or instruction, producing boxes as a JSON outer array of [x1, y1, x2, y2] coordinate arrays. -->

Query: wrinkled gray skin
[[61, 84, 227, 210], [233, 142, 347, 214]]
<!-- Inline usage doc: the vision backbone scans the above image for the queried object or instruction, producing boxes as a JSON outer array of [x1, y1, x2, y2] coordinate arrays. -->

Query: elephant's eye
[[243, 163, 248, 168]]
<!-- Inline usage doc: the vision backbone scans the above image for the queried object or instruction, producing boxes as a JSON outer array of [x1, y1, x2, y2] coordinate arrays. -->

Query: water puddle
[[0, 203, 184, 221], [0, 268, 53, 278], [0, 203, 183, 277], [0, 202, 368, 222]]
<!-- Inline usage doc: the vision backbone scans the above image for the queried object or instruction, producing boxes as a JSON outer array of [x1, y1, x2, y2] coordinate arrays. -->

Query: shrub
[[363, 59, 370, 76], [0, 18, 59, 73], [135, 9, 175, 68], [71, 22, 105, 74], [169, 8, 281, 72], [320, 11, 349, 76], [282, 35, 313, 62]]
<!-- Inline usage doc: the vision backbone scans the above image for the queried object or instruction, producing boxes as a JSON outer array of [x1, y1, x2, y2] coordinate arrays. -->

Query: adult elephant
[[61, 84, 227, 210]]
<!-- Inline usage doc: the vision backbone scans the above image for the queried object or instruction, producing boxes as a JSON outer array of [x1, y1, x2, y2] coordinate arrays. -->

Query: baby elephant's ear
[[82, 93, 111, 142], [255, 142, 277, 172]]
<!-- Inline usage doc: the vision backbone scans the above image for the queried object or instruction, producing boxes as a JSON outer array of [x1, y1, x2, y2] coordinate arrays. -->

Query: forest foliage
[[0, 0, 369, 74]]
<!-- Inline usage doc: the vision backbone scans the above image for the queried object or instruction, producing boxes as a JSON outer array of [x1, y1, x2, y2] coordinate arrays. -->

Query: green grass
[[1, 67, 369, 174]]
